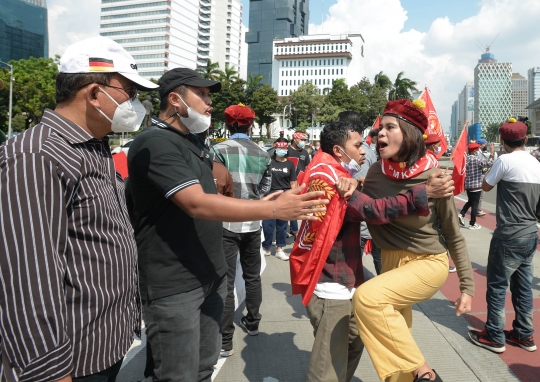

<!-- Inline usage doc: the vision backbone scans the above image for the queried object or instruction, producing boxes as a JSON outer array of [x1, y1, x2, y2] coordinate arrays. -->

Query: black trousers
[[73, 360, 123, 382], [221, 228, 262, 351], [460, 190, 482, 226]]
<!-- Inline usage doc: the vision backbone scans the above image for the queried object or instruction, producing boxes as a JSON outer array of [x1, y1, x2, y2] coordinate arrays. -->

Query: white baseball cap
[[59, 36, 158, 91]]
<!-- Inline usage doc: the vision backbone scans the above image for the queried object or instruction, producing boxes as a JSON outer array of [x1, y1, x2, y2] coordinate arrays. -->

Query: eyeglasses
[[79, 82, 139, 101]]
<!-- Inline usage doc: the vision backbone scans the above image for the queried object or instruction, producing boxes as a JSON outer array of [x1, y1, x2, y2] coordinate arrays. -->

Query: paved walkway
[[117, 196, 539, 381]]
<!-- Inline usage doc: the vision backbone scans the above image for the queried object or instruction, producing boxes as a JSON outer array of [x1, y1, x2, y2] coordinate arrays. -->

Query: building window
[[341, 59, 344, 65], [341, 69, 343, 74], [324, 69, 326, 75], [281, 90, 283, 95], [100, 18, 168, 28], [332, 69, 334, 75]]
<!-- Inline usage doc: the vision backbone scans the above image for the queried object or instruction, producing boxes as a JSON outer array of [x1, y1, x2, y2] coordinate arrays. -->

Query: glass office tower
[[0, 0, 48, 61]]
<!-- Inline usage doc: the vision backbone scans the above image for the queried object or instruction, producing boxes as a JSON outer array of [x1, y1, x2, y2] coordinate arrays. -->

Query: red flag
[[366, 116, 381, 146], [451, 123, 468, 196], [420, 88, 448, 159], [112, 151, 129, 180], [290, 152, 350, 305]]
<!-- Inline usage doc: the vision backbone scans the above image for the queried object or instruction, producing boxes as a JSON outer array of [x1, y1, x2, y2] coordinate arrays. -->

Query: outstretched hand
[[274, 184, 329, 221], [426, 170, 454, 198]]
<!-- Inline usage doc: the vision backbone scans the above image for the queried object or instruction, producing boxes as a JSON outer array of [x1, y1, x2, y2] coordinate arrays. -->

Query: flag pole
[[371, 114, 380, 128], [445, 122, 468, 173]]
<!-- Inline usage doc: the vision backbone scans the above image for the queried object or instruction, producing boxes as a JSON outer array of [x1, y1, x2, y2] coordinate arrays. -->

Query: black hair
[[337, 111, 366, 134], [227, 122, 251, 135], [369, 128, 380, 138], [160, 84, 187, 111], [56, 72, 115, 104], [273, 137, 289, 159], [394, 119, 426, 168], [502, 138, 526, 148], [320, 121, 357, 154]]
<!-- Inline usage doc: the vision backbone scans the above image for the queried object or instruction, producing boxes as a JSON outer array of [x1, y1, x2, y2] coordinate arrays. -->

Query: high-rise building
[[527, 67, 540, 120], [272, 34, 364, 96], [511, 73, 528, 119], [457, 82, 474, 137], [473, 52, 512, 126], [450, 100, 458, 140], [0, 0, 48, 62], [246, 0, 310, 85], [99, 0, 242, 80]]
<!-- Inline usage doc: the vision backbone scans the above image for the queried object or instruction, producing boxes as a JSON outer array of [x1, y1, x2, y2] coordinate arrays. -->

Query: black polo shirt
[[128, 118, 226, 301]]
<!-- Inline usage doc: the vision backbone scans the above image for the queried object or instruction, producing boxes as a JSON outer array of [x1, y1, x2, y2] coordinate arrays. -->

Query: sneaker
[[240, 316, 259, 336], [448, 266, 457, 273], [476, 210, 486, 217], [275, 249, 289, 261], [468, 329, 506, 353], [262, 247, 271, 256], [468, 223, 481, 230], [504, 330, 537, 351], [413, 369, 443, 382], [220, 349, 234, 357], [458, 214, 465, 226]]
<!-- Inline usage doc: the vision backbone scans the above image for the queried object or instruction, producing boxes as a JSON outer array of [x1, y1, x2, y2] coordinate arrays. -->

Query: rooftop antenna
[[482, 33, 500, 53]]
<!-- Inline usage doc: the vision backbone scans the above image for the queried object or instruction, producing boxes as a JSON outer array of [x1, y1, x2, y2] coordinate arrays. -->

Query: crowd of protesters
[[0, 36, 538, 382]]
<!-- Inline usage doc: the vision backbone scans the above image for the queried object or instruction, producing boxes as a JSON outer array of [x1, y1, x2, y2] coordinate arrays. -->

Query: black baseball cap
[[158, 68, 221, 99]]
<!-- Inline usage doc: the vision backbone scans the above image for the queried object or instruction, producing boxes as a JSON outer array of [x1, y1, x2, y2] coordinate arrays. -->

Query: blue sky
[[240, 0, 481, 32]]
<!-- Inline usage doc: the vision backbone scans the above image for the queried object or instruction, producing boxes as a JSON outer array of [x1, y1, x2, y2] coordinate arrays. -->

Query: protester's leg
[[469, 191, 482, 226], [508, 235, 537, 340], [290, 220, 299, 234], [306, 295, 362, 382], [353, 250, 448, 381], [221, 229, 240, 352], [239, 229, 263, 327], [371, 241, 383, 276], [72, 359, 123, 382], [261, 219, 275, 249], [276, 219, 288, 248], [485, 237, 512, 344], [478, 190, 485, 210], [346, 302, 364, 382], [142, 288, 204, 382], [199, 274, 227, 381], [460, 191, 472, 216]]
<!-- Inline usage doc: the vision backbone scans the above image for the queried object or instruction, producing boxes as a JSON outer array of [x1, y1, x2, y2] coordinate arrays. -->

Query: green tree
[[483, 122, 501, 143], [245, 73, 263, 102], [251, 84, 279, 139], [217, 63, 238, 83], [352, 77, 388, 124], [287, 82, 322, 131], [137, 78, 160, 116], [196, 59, 221, 80], [388, 71, 418, 100], [374, 71, 392, 91], [0, 56, 58, 132], [210, 77, 247, 137]]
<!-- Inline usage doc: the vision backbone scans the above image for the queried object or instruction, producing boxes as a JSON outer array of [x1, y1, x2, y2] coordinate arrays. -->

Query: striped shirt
[[212, 136, 271, 233], [0, 109, 140, 380]]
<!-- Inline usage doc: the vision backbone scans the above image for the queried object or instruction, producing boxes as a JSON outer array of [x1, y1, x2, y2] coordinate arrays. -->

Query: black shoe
[[468, 329, 506, 353], [504, 330, 537, 351], [240, 316, 259, 336], [413, 369, 443, 382]]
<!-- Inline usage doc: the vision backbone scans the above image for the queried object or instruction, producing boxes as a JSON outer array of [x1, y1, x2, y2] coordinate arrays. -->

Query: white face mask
[[434, 147, 442, 155], [175, 94, 211, 133], [96, 87, 146, 133], [338, 147, 362, 178]]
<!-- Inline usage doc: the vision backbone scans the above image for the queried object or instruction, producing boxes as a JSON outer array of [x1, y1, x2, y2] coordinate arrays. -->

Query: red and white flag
[[365, 116, 381, 145], [451, 123, 468, 196], [419, 88, 448, 159]]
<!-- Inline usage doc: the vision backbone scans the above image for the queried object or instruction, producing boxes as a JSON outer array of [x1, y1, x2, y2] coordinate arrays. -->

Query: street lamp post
[[282, 104, 292, 134], [0, 61, 13, 139]]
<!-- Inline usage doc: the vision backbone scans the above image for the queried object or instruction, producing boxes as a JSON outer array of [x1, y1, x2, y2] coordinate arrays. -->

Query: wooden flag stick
[[445, 122, 468, 173]]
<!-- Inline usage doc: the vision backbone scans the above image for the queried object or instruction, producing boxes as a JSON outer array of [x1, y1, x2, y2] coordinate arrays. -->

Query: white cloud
[[48, 0, 100, 57], [308, 0, 540, 132]]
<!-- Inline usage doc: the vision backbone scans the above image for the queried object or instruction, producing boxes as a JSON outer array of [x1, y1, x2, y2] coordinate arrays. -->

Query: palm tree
[[388, 71, 419, 100], [245, 73, 263, 100], [196, 59, 221, 80], [374, 71, 392, 90], [217, 63, 238, 83]]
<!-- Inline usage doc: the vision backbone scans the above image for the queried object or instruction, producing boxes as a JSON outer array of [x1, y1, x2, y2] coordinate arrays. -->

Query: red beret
[[293, 132, 307, 139], [499, 118, 527, 141], [424, 134, 440, 145], [224, 104, 255, 126], [468, 143, 480, 151], [383, 99, 428, 133]]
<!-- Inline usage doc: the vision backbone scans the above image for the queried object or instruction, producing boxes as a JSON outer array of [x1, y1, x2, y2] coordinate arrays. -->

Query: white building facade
[[527, 67, 540, 121], [473, 53, 512, 126], [99, 0, 242, 80], [271, 34, 364, 97], [511, 73, 528, 119]]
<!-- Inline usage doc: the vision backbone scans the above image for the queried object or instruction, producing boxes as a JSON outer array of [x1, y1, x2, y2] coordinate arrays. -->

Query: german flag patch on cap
[[89, 57, 114, 72]]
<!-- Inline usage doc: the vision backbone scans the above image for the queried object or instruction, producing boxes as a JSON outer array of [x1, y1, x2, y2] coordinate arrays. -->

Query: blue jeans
[[262, 219, 288, 248], [289, 220, 299, 233], [485, 233, 538, 344]]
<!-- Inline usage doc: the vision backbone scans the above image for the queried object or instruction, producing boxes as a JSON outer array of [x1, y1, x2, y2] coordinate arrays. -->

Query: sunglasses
[[79, 82, 139, 102]]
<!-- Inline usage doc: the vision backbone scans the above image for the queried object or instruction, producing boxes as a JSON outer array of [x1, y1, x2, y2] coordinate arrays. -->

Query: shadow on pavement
[[272, 282, 308, 319]]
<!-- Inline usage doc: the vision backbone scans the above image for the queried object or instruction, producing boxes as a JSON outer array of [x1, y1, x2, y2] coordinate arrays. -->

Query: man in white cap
[[0, 36, 157, 381]]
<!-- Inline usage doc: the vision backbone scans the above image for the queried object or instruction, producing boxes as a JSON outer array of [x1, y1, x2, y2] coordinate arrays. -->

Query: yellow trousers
[[352, 249, 449, 382]]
